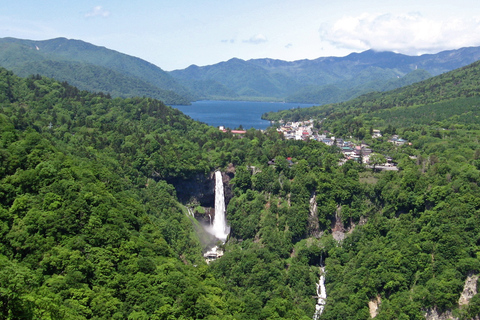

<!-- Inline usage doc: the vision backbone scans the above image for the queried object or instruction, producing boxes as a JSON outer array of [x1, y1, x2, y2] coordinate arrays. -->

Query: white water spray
[[209, 171, 230, 241], [313, 267, 327, 320], [203, 171, 230, 262]]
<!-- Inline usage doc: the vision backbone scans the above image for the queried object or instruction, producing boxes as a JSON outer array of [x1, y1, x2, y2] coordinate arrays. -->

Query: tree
[[369, 153, 386, 170]]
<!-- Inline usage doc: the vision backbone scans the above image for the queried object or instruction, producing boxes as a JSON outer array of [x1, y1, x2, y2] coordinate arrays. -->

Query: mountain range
[[170, 47, 480, 104], [1, 37, 480, 105]]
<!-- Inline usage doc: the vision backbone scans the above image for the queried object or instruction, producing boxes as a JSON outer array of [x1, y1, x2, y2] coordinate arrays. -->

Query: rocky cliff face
[[459, 273, 479, 306], [331, 205, 367, 242], [168, 171, 234, 222], [169, 173, 216, 207], [308, 192, 322, 238], [423, 308, 455, 320], [423, 273, 478, 320], [368, 295, 382, 318]]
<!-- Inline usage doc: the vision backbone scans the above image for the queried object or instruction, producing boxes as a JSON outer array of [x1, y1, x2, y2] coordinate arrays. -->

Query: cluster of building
[[217, 120, 406, 168], [276, 120, 315, 140], [276, 120, 403, 166], [388, 135, 408, 146]]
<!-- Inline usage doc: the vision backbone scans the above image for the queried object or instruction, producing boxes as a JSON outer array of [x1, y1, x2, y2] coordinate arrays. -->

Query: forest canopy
[[1, 58, 480, 320]]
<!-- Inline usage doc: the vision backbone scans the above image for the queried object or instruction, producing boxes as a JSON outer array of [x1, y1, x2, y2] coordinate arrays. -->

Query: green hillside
[[0, 38, 192, 105], [0, 68, 325, 319], [263, 59, 480, 319], [1, 56, 480, 319], [263, 60, 480, 122], [284, 69, 432, 104]]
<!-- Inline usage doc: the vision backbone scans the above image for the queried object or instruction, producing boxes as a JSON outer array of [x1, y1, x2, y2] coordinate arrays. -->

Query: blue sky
[[1, 0, 480, 70]]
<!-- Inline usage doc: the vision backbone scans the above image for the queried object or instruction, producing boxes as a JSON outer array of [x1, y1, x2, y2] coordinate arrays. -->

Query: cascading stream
[[313, 267, 326, 320]]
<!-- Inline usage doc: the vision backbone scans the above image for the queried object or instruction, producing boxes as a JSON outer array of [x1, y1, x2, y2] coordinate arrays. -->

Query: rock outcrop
[[459, 273, 479, 306], [169, 171, 233, 206], [424, 273, 478, 320], [169, 170, 233, 223], [368, 295, 381, 318], [308, 192, 322, 238], [331, 206, 346, 242]]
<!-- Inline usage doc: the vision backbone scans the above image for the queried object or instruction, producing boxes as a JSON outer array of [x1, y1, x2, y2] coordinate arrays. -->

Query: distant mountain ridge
[[2, 37, 480, 105], [170, 47, 480, 104], [262, 58, 480, 123], [0, 37, 192, 104]]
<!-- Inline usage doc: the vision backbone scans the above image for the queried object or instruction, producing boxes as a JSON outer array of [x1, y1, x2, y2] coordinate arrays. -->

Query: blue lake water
[[174, 100, 314, 130]]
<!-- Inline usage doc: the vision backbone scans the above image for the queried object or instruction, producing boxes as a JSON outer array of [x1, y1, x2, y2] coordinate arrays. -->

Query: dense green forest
[[1, 57, 480, 320], [262, 60, 480, 319], [262, 60, 480, 123], [0, 38, 192, 105]]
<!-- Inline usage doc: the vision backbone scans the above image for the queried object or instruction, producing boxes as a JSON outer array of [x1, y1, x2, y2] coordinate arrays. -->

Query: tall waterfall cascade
[[210, 171, 230, 241], [203, 171, 230, 262], [313, 267, 327, 320]]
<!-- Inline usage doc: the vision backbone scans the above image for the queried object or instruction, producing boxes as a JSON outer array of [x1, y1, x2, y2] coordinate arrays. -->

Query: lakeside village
[[220, 120, 409, 168]]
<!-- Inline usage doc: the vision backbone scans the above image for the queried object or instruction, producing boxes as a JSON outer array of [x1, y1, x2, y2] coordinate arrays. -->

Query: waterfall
[[203, 171, 230, 263], [210, 171, 230, 241], [313, 267, 326, 320]]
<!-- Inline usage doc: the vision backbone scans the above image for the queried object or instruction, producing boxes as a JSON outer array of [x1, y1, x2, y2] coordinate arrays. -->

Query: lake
[[174, 100, 314, 130]]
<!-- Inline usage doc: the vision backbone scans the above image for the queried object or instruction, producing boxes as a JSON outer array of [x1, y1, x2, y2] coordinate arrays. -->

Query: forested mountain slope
[[0, 68, 327, 319], [263, 59, 480, 123], [170, 46, 480, 103], [0, 37, 192, 105], [1, 60, 480, 320]]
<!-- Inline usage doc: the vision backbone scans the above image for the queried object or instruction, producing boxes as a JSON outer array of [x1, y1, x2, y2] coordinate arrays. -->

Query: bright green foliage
[[2, 55, 480, 320]]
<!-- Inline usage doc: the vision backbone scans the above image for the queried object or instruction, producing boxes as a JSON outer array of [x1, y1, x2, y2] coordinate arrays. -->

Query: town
[[274, 119, 407, 169], [218, 120, 407, 169]]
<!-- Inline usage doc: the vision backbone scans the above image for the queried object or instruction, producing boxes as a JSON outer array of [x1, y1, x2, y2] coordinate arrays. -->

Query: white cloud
[[320, 12, 480, 55], [85, 6, 110, 18], [243, 33, 267, 44]]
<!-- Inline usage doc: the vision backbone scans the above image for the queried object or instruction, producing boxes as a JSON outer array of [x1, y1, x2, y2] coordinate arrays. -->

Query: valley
[[0, 38, 480, 320]]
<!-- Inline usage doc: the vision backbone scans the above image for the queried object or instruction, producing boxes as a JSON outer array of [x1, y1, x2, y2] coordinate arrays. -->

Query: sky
[[1, 0, 480, 71]]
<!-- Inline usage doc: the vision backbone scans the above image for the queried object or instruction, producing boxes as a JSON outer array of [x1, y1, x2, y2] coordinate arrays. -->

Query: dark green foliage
[[0, 69, 229, 318], [0, 67, 342, 319]]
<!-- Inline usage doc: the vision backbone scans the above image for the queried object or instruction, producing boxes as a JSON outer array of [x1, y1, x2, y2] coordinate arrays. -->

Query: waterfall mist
[[203, 171, 230, 262], [203, 171, 230, 243], [210, 171, 230, 241]]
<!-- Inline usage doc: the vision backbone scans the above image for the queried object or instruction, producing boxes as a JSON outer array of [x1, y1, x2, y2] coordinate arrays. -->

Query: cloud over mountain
[[320, 12, 480, 55]]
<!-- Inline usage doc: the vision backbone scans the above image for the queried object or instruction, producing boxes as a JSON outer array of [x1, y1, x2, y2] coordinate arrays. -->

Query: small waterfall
[[313, 267, 326, 320]]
